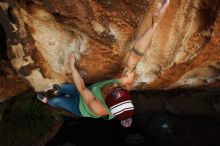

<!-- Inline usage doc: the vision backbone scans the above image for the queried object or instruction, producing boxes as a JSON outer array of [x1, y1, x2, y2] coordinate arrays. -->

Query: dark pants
[[47, 84, 82, 116]]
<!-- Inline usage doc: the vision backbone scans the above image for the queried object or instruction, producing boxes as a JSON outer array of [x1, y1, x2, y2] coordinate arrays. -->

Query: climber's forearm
[[133, 23, 157, 55], [123, 24, 157, 75], [71, 66, 86, 92]]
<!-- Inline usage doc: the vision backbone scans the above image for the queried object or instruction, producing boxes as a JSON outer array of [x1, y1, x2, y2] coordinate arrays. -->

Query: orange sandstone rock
[[0, 0, 219, 95]]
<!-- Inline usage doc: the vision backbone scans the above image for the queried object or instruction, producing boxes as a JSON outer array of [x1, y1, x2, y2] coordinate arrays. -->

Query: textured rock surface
[[0, 0, 220, 93], [0, 16, 29, 102]]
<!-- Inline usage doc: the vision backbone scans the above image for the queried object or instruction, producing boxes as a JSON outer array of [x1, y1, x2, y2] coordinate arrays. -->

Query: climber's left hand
[[153, 0, 170, 26], [69, 52, 76, 69]]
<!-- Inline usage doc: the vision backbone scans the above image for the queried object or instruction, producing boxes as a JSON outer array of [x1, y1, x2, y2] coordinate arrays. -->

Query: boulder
[[0, 0, 220, 93]]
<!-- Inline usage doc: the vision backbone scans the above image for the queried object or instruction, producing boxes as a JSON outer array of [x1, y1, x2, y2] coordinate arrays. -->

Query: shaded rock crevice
[[0, 19, 29, 102]]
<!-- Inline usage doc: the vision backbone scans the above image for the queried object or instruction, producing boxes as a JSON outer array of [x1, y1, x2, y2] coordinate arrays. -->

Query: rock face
[[0, 0, 220, 94], [0, 17, 29, 102], [0, 60, 29, 102]]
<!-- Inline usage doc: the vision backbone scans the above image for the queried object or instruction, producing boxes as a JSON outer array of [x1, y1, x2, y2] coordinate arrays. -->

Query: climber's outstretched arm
[[133, 0, 170, 55], [69, 53, 108, 116], [119, 0, 170, 90]]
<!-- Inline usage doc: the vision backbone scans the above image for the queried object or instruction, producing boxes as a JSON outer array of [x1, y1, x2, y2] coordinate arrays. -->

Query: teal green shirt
[[79, 79, 120, 120]]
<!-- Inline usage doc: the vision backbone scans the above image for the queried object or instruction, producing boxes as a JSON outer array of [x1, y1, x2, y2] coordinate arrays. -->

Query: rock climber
[[37, 0, 170, 128]]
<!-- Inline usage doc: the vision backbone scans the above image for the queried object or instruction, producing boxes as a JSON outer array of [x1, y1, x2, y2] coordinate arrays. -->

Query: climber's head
[[105, 86, 134, 128]]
